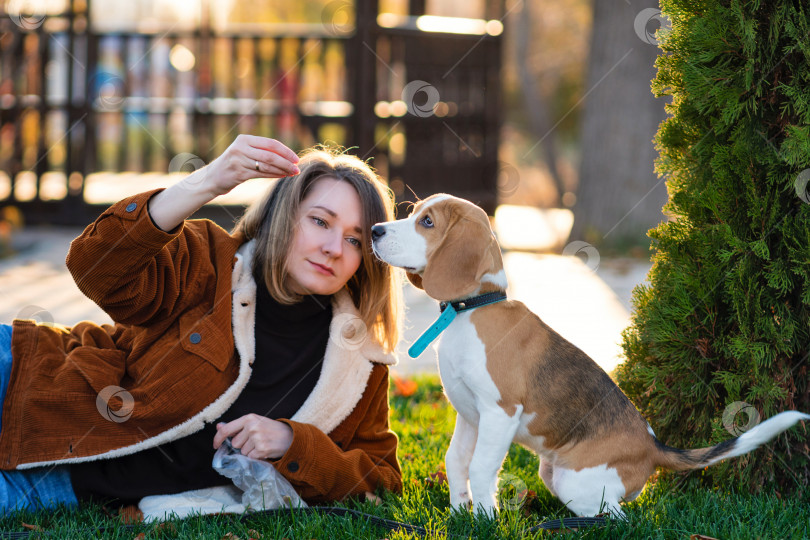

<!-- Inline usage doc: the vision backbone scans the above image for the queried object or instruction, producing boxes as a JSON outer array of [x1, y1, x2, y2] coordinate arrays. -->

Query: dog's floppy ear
[[421, 209, 499, 300], [405, 271, 424, 289]]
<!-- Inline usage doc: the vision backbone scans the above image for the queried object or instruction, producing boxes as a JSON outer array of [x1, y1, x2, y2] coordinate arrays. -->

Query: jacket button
[[287, 461, 299, 472], [189, 332, 201, 344], [125, 202, 137, 212]]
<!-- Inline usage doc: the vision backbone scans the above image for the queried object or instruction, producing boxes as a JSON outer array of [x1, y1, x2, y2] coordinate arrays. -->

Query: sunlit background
[[0, 0, 590, 219]]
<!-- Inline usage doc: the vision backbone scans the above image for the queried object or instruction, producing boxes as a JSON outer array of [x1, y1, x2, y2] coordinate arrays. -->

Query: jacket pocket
[[178, 306, 233, 372]]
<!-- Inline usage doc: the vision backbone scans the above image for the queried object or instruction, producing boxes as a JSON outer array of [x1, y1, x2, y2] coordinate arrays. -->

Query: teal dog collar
[[408, 291, 507, 358]]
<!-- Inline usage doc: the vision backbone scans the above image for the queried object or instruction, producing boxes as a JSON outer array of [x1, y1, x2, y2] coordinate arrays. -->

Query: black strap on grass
[[0, 506, 607, 538]]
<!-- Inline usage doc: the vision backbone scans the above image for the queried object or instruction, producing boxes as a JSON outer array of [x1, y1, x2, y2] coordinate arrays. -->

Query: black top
[[70, 273, 333, 505]]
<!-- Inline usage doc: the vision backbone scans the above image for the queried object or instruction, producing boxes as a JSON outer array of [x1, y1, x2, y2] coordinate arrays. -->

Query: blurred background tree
[[501, 0, 669, 251], [501, 0, 589, 210], [569, 0, 668, 249]]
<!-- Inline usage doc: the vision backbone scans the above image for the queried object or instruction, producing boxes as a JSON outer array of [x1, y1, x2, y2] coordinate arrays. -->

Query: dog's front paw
[[450, 490, 472, 510], [472, 500, 498, 520]]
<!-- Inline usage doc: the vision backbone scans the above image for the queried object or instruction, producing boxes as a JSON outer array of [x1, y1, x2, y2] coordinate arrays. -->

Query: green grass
[[2, 374, 808, 539]]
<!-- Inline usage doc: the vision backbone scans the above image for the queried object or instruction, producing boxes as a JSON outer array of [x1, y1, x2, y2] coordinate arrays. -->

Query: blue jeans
[[0, 324, 78, 512]]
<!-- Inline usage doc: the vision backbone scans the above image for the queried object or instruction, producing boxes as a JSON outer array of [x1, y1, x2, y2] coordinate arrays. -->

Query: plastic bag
[[212, 438, 307, 511], [138, 438, 306, 521]]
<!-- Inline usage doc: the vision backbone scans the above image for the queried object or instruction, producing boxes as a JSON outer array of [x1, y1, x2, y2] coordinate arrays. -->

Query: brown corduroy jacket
[[0, 189, 402, 503]]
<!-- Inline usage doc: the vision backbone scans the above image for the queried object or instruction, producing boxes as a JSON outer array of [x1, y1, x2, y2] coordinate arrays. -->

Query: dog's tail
[[654, 411, 810, 471]]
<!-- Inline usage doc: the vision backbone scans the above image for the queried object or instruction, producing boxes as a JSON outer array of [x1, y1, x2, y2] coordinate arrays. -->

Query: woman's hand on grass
[[213, 413, 294, 460]]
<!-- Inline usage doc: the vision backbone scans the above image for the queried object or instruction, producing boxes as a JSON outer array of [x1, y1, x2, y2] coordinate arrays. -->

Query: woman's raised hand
[[147, 136, 300, 232], [201, 135, 300, 198]]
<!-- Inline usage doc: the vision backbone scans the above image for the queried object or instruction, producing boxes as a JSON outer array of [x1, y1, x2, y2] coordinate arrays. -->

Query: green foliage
[[617, 0, 810, 494]]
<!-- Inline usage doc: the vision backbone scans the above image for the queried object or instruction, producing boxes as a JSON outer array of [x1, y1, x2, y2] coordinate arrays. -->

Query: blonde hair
[[233, 146, 402, 353]]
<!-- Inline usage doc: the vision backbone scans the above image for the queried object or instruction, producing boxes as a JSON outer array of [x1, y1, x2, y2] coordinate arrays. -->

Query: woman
[[0, 136, 403, 511]]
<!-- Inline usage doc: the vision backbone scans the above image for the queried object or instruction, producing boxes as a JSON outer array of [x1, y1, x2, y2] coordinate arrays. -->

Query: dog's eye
[[420, 215, 434, 228]]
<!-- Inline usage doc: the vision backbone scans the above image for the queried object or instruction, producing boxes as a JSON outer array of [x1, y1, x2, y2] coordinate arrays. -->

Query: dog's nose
[[371, 225, 386, 240]]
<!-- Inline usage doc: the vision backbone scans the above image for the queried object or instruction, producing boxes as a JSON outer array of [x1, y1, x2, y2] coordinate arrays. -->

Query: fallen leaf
[[156, 522, 177, 534], [132, 534, 145, 540], [690, 535, 719, 540], [119, 505, 144, 524], [392, 375, 417, 397], [424, 471, 448, 486], [21, 523, 43, 531], [520, 489, 539, 516], [222, 533, 241, 540], [246, 529, 262, 539]]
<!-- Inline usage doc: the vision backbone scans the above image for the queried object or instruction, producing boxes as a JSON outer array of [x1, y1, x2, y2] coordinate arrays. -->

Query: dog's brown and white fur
[[371, 193, 809, 517]]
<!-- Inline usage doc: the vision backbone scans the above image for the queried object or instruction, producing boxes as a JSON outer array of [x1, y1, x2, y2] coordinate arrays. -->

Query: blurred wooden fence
[[0, 0, 503, 226]]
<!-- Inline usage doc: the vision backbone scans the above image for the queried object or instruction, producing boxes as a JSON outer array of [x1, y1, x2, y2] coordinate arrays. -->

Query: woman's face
[[286, 177, 364, 296]]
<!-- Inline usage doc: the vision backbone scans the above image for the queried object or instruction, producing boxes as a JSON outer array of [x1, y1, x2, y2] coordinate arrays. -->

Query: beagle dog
[[371, 193, 809, 517]]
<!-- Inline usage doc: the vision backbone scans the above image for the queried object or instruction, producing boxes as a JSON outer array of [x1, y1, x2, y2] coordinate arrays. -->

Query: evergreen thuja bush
[[617, 0, 810, 494]]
